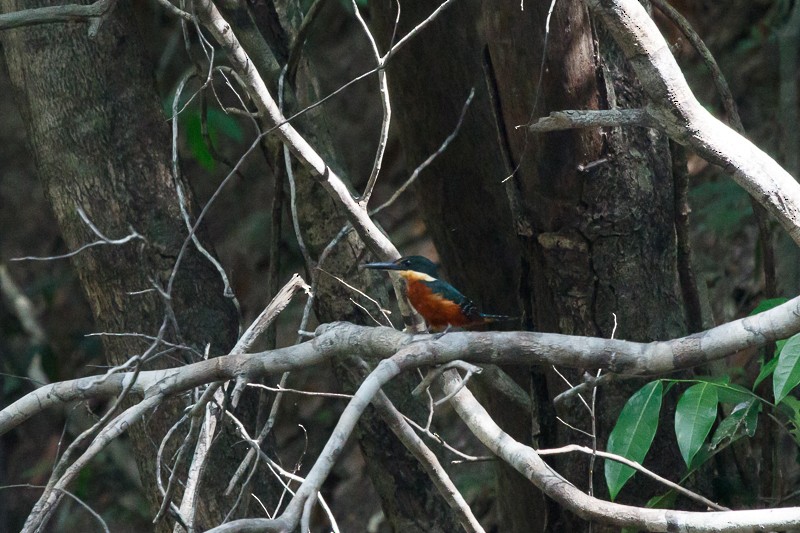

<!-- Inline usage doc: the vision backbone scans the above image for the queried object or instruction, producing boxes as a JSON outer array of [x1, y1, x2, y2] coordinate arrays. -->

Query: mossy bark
[[1, 1, 270, 529]]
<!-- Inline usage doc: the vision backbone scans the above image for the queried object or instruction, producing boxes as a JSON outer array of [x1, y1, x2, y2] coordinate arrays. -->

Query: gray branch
[[528, 108, 655, 131], [0, 0, 113, 31], [7, 289, 800, 530], [585, 0, 800, 246]]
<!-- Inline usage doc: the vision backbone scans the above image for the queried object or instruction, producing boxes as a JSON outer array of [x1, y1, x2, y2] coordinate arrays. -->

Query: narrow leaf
[[753, 338, 789, 390], [605, 381, 663, 500], [186, 114, 215, 170], [743, 400, 760, 437], [754, 355, 779, 390], [646, 491, 677, 510], [773, 333, 800, 403], [675, 383, 718, 468]]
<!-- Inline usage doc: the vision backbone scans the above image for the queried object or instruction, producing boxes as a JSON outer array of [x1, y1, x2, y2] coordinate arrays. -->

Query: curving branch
[[193, 0, 397, 259], [192, 0, 457, 330], [0, 0, 114, 31], [583, 0, 800, 246], [441, 371, 800, 532], [216, 313, 800, 532], [6, 289, 800, 529], [529, 108, 655, 131], [6, 291, 800, 436], [196, 0, 427, 322]]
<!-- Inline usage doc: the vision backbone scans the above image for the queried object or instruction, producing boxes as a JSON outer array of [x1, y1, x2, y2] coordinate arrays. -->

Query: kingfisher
[[362, 255, 513, 331]]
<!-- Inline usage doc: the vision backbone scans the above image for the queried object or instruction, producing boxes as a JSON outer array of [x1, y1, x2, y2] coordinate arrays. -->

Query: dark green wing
[[422, 279, 481, 321]]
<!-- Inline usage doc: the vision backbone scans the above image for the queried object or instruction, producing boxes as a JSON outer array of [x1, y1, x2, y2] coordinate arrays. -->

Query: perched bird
[[362, 255, 512, 331]]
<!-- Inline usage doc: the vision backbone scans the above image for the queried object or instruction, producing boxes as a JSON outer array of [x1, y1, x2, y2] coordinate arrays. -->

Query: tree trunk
[[236, 1, 464, 529], [372, 0, 688, 530], [1, 1, 269, 529], [369, 0, 542, 530]]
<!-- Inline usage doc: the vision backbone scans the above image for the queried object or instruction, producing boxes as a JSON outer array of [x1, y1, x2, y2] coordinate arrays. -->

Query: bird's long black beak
[[361, 261, 402, 271]]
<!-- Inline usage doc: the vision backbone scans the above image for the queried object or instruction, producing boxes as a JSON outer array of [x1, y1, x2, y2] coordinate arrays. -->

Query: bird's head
[[362, 255, 439, 281]]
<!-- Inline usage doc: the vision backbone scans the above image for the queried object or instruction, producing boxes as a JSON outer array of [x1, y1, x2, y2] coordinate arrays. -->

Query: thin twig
[[537, 444, 729, 511], [2, 485, 110, 533], [354, 0, 391, 207], [371, 88, 475, 216], [317, 267, 393, 326], [248, 382, 354, 400], [12, 206, 143, 262], [671, 140, 704, 332], [652, 0, 776, 303], [168, 69, 240, 306], [285, 0, 329, 86]]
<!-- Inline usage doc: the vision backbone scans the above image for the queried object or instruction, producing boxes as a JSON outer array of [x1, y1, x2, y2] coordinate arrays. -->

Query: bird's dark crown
[[362, 255, 440, 278], [393, 256, 439, 277]]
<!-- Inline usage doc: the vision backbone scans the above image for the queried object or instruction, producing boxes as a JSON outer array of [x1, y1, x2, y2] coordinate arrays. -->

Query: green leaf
[[605, 381, 663, 500], [675, 382, 718, 468], [712, 382, 753, 405], [773, 333, 800, 403], [777, 338, 789, 356], [684, 376, 751, 404], [753, 338, 789, 390], [779, 396, 800, 424], [743, 399, 760, 437], [690, 443, 714, 469], [646, 490, 678, 510], [749, 297, 789, 316], [710, 400, 760, 448], [754, 355, 779, 390]]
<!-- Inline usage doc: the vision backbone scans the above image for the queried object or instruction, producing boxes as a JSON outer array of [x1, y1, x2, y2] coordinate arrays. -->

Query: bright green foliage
[[608, 296, 800, 511], [605, 381, 663, 500], [773, 333, 800, 403], [675, 383, 718, 468]]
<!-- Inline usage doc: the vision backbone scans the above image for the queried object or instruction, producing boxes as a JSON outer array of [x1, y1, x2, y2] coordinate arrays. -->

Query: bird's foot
[[430, 325, 453, 341]]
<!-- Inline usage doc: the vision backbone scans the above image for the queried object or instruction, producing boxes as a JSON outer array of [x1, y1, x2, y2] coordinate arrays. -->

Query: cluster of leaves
[[606, 297, 800, 502]]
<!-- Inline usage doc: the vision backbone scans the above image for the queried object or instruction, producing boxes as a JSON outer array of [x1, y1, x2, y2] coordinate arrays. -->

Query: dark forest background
[[1, 0, 799, 530]]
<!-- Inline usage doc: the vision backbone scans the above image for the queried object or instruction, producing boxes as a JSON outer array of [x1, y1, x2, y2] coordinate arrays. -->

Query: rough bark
[[0, 1, 268, 529], [487, 0, 690, 525], [242, 1, 464, 529], [369, 0, 542, 530], [371, 0, 688, 530]]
